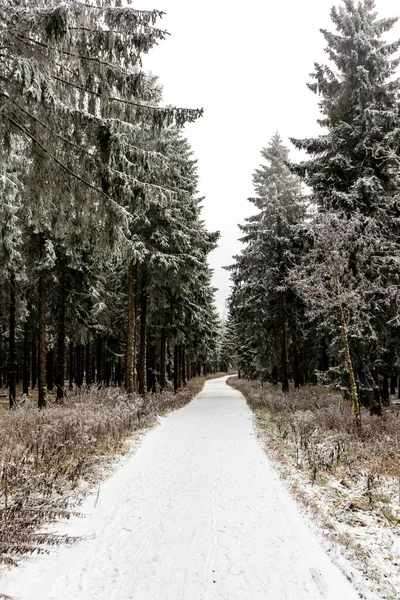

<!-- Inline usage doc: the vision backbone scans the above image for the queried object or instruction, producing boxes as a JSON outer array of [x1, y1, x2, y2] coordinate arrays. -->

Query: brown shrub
[[229, 377, 400, 497], [0, 378, 204, 567]]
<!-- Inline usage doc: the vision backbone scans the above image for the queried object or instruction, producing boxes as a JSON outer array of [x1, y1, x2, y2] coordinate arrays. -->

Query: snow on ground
[[252, 410, 400, 600], [1, 377, 362, 600]]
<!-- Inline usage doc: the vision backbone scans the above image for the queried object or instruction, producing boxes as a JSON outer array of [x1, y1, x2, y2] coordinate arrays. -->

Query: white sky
[[139, 0, 400, 314]]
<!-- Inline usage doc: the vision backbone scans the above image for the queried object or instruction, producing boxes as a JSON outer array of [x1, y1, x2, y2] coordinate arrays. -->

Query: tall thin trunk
[[0, 343, 3, 389], [105, 350, 111, 386], [320, 338, 329, 372], [390, 376, 396, 397], [76, 345, 83, 387], [96, 336, 103, 384], [382, 376, 390, 406], [138, 266, 147, 396], [90, 341, 96, 385], [160, 327, 167, 392], [57, 265, 66, 399], [279, 291, 289, 393], [31, 329, 37, 390], [291, 324, 301, 390], [46, 349, 54, 391], [174, 344, 179, 393], [178, 345, 183, 387], [22, 321, 30, 395], [116, 356, 122, 387], [38, 238, 47, 409], [186, 351, 191, 382], [182, 346, 187, 386], [334, 271, 361, 433], [69, 341, 74, 389], [147, 329, 156, 393], [9, 271, 16, 409], [85, 344, 91, 386], [371, 368, 381, 416], [125, 261, 136, 393]]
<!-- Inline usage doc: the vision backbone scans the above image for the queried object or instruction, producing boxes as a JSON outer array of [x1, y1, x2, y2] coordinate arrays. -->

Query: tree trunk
[[138, 266, 148, 396], [335, 272, 361, 433], [178, 346, 183, 387], [85, 344, 91, 386], [382, 376, 390, 406], [160, 327, 167, 392], [104, 350, 110, 386], [38, 242, 47, 409], [69, 341, 74, 389], [292, 332, 301, 390], [125, 261, 136, 393], [182, 346, 187, 386], [90, 342, 96, 385], [174, 344, 179, 393], [320, 338, 329, 372], [390, 376, 396, 397], [9, 271, 16, 409], [186, 352, 191, 382], [56, 265, 66, 399], [31, 329, 37, 390], [96, 336, 103, 384], [117, 356, 122, 387], [46, 349, 54, 391], [279, 291, 289, 393], [76, 345, 83, 388], [147, 329, 156, 393], [22, 320, 30, 395]]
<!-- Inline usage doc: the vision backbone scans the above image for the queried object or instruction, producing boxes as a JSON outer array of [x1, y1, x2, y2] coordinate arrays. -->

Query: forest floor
[[0, 376, 361, 600], [229, 377, 400, 600]]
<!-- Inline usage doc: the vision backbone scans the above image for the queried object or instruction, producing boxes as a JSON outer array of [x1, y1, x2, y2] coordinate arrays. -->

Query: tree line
[[0, 1, 221, 408], [226, 0, 400, 428]]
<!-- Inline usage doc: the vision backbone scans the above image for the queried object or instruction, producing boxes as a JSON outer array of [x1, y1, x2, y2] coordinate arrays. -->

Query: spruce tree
[[228, 133, 306, 391], [291, 0, 400, 413]]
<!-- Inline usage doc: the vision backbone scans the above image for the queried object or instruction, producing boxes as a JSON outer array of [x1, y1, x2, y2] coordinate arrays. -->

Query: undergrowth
[[229, 377, 400, 599], [229, 378, 400, 495], [0, 378, 204, 568]]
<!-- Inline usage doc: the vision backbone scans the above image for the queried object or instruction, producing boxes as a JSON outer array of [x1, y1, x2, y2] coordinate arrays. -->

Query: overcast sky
[[139, 0, 400, 314]]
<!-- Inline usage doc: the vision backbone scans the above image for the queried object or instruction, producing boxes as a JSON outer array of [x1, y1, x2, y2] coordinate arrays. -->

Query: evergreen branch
[[8, 29, 162, 75], [16, 103, 169, 168], [112, 168, 190, 197], [77, 4, 165, 20], [5, 112, 134, 228], [122, 142, 168, 164], [51, 75, 203, 121], [14, 102, 94, 158], [68, 24, 170, 37]]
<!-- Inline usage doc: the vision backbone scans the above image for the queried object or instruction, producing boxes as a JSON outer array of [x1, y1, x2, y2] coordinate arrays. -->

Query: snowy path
[[1, 377, 361, 600]]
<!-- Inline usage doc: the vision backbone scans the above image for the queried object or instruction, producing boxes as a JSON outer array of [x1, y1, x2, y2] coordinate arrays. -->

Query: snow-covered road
[[1, 377, 361, 600]]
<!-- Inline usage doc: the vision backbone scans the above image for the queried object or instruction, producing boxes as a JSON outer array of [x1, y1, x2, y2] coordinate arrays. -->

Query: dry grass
[[229, 378, 400, 489], [229, 377, 400, 599], [0, 378, 204, 568]]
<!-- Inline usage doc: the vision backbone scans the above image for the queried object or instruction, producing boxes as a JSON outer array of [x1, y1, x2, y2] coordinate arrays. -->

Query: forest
[[1, 1, 400, 598], [0, 0, 222, 410], [225, 0, 400, 432]]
